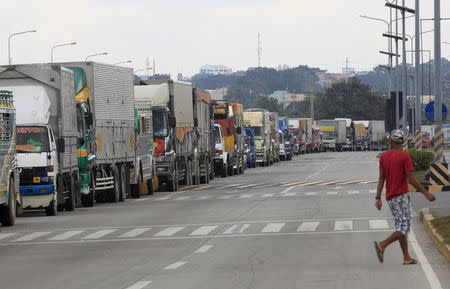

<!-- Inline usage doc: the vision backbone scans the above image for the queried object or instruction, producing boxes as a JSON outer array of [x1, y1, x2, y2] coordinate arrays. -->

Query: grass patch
[[431, 216, 450, 245], [412, 170, 426, 182]]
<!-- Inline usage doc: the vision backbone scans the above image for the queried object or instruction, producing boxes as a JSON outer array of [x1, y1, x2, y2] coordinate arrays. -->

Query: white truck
[[335, 118, 354, 151], [60, 62, 137, 205], [244, 109, 271, 166], [317, 119, 346, 151], [370, 120, 386, 151], [0, 64, 79, 215], [0, 90, 20, 225]]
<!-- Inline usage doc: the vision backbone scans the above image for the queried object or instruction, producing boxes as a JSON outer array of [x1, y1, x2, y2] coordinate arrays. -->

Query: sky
[[0, 0, 449, 77]]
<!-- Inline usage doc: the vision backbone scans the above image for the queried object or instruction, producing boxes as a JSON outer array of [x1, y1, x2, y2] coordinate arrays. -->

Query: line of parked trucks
[[0, 62, 387, 226]]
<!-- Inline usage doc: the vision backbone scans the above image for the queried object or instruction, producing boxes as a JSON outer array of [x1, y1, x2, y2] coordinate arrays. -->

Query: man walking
[[374, 129, 436, 264]]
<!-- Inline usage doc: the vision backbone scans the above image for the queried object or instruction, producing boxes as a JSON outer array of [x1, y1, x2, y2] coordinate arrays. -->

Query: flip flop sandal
[[403, 259, 418, 265], [374, 241, 384, 263]]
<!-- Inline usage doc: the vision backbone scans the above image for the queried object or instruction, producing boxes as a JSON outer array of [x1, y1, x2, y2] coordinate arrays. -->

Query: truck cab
[[244, 128, 256, 168], [16, 125, 59, 215], [213, 124, 228, 177]]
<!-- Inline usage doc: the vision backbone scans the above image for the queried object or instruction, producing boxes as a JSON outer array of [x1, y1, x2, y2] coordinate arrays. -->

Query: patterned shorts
[[387, 194, 411, 236]]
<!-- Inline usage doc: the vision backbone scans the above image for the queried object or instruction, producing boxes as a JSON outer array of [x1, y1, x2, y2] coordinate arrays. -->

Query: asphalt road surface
[[0, 152, 449, 289]]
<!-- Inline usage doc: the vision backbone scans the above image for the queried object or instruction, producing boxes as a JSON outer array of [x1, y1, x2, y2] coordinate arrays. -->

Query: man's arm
[[375, 166, 385, 210], [407, 172, 436, 201]]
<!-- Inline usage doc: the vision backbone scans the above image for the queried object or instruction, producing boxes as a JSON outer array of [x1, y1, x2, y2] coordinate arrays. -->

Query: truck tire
[[167, 172, 178, 192], [146, 177, 154, 195], [185, 160, 193, 186], [200, 157, 210, 184], [65, 175, 76, 211], [119, 164, 127, 202], [227, 163, 234, 176], [45, 199, 57, 216], [0, 177, 16, 226], [221, 163, 228, 178], [81, 171, 96, 207], [108, 167, 120, 203], [209, 159, 214, 181]]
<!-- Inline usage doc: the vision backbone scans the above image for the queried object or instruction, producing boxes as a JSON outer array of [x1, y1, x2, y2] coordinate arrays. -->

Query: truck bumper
[[20, 185, 55, 196], [155, 162, 173, 177], [256, 153, 265, 163], [20, 185, 55, 209]]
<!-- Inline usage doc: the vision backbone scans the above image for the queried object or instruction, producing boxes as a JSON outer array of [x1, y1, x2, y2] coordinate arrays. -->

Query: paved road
[[0, 152, 449, 289]]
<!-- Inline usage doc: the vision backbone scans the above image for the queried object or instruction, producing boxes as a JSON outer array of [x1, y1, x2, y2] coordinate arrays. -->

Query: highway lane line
[[348, 190, 360, 195], [13, 231, 52, 242], [305, 192, 317, 196], [281, 181, 308, 187], [279, 186, 295, 195], [261, 193, 275, 197], [194, 245, 214, 253], [153, 197, 171, 201], [238, 184, 260, 188], [164, 261, 187, 270], [0, 233, 17, 240], [221, 184, 244, 188], [217, 195, 234, 199], [297, 222, 320, 232], [239, 194, 255, 198], [334, 220, 353, 231], [82, 229, 118, 240], [119, 228, 152, 238], [368, 220, 389, 230], [326, 191, 338, 195], [190, 226, 218, 236], [282, 192, 297, 197], [195, 196, 213, 200], [125, 281, 152, 289], [409, 229, 443, 289], [173, 196, 191, 200], [154, 227, 185, 237], [261, 223, 285, 233], [223, 224, 251, 234], [48, 230, 85, 241]]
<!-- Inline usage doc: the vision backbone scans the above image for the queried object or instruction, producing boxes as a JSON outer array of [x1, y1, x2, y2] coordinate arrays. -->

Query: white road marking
[[326, 191, 338, 195], [281, 182, 306, 187], [261, 223, 285, 233], [14, 231, 52, 242], [409, 229, 443, 289], [317, 180, 340, 186], [223, 224, 251, 234], [195, 196, 212, 200], [221, 184, 243, 188], [261, 193, 275, 197], [125, 281, 152, 289], [238, 184, 259, 188], [164, 261, 187, 270], [282, 192, 297, 197], [194, 245, 214, 253], [119, 228, 152, 238], [154, 227, 185, 237], [296, 181, 327, 187], [369, 189, 376, 193], [239, 194, 255, 198], [279, 186, 295, 194], [48, 230, 85, 241], [369, 220, 389, 230], [297, 222, 320, 232], [154, 197, 171, 201], [305, 192, 317, 196], [190, 225, 218, 236], [0, 233, 17, 240], [217, 195, 234, 199], [334, 220, 353, 231], [82, 229, 118, 240], [174, 196, 191, 200], [348, 190, 360, 195]]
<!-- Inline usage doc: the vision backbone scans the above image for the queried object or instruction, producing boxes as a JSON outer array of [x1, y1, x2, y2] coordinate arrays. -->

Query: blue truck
[[278, 118, 293, 161], [244, 128, 256, 168]]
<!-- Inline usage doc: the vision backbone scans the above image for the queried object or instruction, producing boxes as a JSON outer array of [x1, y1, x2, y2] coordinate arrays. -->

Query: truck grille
[[20, 167, 47, 185]]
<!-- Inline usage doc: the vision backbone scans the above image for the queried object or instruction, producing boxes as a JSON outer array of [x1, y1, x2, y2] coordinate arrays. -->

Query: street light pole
[[414, 0, 422, 146], [85, 52, 108, 61], [51, 42, 76, 63], [113, 60, 132, 66], [8, 29, 37, 65]]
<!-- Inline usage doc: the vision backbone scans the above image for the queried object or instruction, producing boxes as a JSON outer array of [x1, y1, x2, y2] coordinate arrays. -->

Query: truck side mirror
[[84, 112, 94, 126], [169, 116, 176, 128], [56, 138, 65, 153], [236, 127, 242, 134]]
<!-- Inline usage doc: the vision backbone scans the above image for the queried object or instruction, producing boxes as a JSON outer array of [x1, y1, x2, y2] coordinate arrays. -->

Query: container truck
[[244, 109, 271, 166], [0, 64, 79, 215], [193, 89, 214, 183], [135, 80, 195, 191], [370, 120, 386, 151], [269, 112, 280, 163], [61, 61, 136, 205], [317, 119, 346, 151], [311, 125, 322, 152], [299, 118, 313, 153], [354, 123, 368, 151], [278, 118, 293, 161], [335, 118, 354, 151], [287, 118, 301, 155], [214, 101, 245, 176], [244, 128, 256, 168], [0, 90, 19, 225]]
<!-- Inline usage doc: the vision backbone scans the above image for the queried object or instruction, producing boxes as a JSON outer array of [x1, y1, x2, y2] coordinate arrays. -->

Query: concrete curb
[[420, 208, 450, 261]]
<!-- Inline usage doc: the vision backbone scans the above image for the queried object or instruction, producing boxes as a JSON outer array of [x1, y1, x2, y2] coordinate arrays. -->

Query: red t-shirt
[[379, 150, 414, 200]]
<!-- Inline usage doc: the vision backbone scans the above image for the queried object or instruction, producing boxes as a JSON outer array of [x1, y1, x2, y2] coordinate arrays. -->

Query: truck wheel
[[119, 165, 127, 202], [209, 159, 214, 181], [167, 173, 178, 192], [0, 177, 16, 226], [228, 163, 234, 176], [45, 199, 57, 216], [108, 167, 120, 203], [65, 176, 76, 211], [185, 160, 193, 186], [146, 177, 154, 195], [221, 164, 228, 178]]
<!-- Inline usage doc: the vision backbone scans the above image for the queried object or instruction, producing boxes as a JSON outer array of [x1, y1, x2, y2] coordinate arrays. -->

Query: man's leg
[[399, 235, 416, 264], [378, 231, 403, 253]]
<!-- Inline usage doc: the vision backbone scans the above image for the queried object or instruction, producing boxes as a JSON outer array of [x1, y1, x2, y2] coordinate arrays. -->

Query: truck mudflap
[[20, 185, 54, 196]]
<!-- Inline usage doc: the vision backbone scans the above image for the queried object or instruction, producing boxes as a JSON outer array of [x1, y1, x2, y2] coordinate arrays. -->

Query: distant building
[[317, 73, 349, 88], [342, 67, 355, 75], [208, 87, 228, 101], [268, 90, 288, 104], [177, 73, 183, 81], [200, 64, 232, 75], [284, 93, 308, 108]]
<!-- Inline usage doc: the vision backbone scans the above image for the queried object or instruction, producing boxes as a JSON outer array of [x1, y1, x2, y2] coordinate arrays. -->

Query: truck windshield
[[16, 126, 50, 153], [251, 126, 262, 139], [152, 110, 168, 138], [323, 132, 335, 140], [213, 128, 222, 144]]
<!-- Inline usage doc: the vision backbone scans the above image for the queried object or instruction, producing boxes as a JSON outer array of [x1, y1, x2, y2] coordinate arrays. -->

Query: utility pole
[[257, 33, 262, 67], [153, 58, 156, 80], [433, 0, 444, 164], [414, 0, 422, 147], [401, 0, 408, 131], [310, 95, 314, 122], [146, 57, 151, 79], [345, 57, 349, 74], [395, 0, 400, 129]]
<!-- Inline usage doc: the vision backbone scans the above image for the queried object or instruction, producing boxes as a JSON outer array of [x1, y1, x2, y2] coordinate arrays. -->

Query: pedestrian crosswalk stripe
[[190, 225, 218, 236], [14, 231, 52, 242], [164, 261, 187, 270], [305, 192, 317, 195], [369, 220, 389, 230], [48, 230, 85, 241], [195, 245, 214, 253], [348, 190, 360, 195], [297, 222, 320, 232], [261, 223, 285, 233], [334, 221, 353, 231], [119, 228, 152, 238], [125, 281, 152, 289], [282, 192, 297, 197], [0, 233, 17, 240], [326, 192, 338, 195], [262, 193, 275, 197], [223, 224, 251, 234], [155, 227, 185, 237], [82, 229, 118, 240]]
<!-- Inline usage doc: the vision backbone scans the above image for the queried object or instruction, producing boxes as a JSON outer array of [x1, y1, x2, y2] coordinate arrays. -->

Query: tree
[[285, 97, 312, 118], [255, 96, 284, 114], [315, 77, 385, 120]]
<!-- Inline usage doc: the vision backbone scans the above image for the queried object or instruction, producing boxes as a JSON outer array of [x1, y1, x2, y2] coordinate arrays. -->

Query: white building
[[200, 64, 232, 75]]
